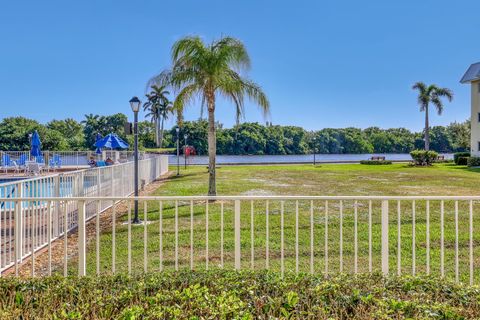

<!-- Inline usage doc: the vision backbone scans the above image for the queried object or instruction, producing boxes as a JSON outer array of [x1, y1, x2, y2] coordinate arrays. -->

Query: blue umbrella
[[30, 130, 42, 157], [95, 133, 103, 154], [94, 133, 129, 149]]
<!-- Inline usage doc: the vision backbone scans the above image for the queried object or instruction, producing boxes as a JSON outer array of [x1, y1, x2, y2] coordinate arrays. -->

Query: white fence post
[[15, 183, 24, 264], [78, 200, 86, 276], [54, 175, 60, 236], [234, 200, 241, 270], [381, 200, 389, 275], [110, 166, 114, 197]]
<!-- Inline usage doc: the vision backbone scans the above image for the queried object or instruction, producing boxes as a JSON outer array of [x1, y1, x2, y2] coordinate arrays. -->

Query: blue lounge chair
[[2, 154, 11, 173], [49, 158, 56, 171], [36, 156, 45, 164], [18, 154, 27, 166], [53, 154, 62, 168]]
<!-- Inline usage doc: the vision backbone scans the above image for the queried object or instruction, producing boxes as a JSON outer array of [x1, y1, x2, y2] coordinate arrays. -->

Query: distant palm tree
[[156, 100, 173, 149], [82, 113, 99, 125], [149, 36, 269, 195], [143, 85, 172, 147], [412, 82, 453, 150]]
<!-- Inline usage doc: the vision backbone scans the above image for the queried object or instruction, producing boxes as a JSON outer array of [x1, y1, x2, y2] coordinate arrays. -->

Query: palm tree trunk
[[155, 118, 160, 147], [207, 92, 216, 196], [424, 105, 430, 151], [159, 117, 165, 149]]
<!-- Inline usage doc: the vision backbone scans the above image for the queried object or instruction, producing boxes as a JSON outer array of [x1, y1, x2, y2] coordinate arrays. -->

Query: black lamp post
[[129, 96, 141, 224], [176, 127, 180, 176], [184, 134, 188, 169]]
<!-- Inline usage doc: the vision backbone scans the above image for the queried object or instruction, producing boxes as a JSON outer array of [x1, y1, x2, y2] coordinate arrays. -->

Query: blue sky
[[1, 0, 479, 131]]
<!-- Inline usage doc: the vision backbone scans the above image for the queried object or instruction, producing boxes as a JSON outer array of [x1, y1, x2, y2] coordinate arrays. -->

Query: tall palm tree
[[143, 103, 160, 144], [412, 82, 453, 151], [143, 85, 171, 147], [149, 36, 269, 195], [156, 99, 173, 149]]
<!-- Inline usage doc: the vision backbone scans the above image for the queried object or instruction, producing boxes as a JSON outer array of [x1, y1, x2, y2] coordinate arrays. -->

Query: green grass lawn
[[77, 163, 480, 283], [144, 147, 175, 153]]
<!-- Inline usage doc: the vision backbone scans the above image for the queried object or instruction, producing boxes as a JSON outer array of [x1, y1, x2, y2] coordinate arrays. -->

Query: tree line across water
[[0, 116, 470, 155]]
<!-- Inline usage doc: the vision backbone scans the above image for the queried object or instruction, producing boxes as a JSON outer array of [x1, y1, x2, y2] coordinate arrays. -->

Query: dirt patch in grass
[[241, 189, 276, 196]]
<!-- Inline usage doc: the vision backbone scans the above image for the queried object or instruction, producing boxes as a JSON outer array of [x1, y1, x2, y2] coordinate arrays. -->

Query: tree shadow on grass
[[167, 171, 205, 180]]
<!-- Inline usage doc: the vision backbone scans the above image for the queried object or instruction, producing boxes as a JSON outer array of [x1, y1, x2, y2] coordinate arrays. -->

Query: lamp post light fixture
[[176, 127, 180, 176], [184, 134, 188, 169], [129, 96, 141, 224]]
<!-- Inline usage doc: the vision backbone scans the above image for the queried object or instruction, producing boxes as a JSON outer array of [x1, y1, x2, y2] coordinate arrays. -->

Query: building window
[[478, 113, 480, 123], [478, 141, 480, 151], [478, 82, 480, 93]]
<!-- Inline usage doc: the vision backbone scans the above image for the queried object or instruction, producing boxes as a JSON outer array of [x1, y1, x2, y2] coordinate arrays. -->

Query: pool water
[[0, 176, 98, 206], [0, 178, 27, 184]]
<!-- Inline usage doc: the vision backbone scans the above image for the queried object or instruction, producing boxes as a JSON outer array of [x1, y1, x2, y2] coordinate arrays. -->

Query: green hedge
[[360, 160, 393, 165], [0, 270, 479, 319], [454, 152, 470, 165], [467, 156, 480, 167], [457, 156, 470, 166], [410, 150, 438, 166]]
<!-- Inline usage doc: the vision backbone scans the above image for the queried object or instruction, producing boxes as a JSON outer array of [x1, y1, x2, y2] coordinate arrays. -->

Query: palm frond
[[430, 96, 444, 115], [213, 37, 251, 71], [433, 87, 453, 101], [412, 82, 427, 92], [146, 70, 173, 92], [174, 84, 200, 127], [171, 36, 206, 62], [151, 36, 269, 128], [412, 82, 429, 111], [431, 87, 453, 115]]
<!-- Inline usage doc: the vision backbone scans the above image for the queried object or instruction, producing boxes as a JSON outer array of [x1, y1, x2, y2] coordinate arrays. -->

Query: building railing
[[0, 155, 169, 273], [0, 195, 478, 285], [0, 150, 152, 168]]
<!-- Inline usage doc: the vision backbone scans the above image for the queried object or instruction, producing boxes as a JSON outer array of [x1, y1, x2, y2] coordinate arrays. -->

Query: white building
[[461, 62, 480, 156]]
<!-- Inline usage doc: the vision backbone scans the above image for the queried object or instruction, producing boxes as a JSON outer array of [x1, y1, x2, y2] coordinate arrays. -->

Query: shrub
[[360, 160, 392, 165], [457, 157, 470, 166], [467, 156, 480, 167], [454, 152, 470, 165], [0, 271, 479, 319], [409, 150, 438, 166]]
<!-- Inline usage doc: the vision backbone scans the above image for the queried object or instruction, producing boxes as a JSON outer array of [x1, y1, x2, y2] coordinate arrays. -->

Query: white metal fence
[[0, 155, 169, 273], [1, 150, 151, 168], [1, 195, 479, 285]]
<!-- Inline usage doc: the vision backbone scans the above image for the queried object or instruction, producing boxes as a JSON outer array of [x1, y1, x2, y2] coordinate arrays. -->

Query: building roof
[[460, 62, 480, 83]]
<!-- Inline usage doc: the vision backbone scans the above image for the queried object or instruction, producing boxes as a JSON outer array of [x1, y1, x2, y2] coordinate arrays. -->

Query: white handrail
[[2, 195, 480, 201]]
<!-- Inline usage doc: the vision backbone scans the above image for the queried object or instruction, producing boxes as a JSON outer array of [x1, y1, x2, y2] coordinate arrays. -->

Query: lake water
[[169, 153, 454, 165]]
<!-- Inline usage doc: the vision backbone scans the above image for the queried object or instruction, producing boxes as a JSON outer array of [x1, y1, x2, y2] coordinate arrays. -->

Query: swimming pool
[[0, 177, 27, 184], [0, 175, 98, 205]]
